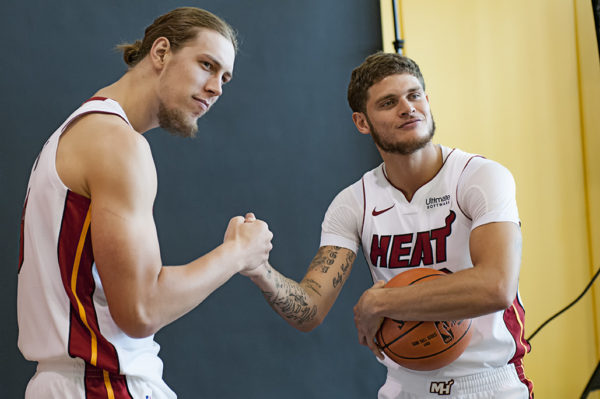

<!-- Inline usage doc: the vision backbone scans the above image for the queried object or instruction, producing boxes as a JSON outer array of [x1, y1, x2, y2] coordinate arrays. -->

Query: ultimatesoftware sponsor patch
[[426, 194, 451, 209]]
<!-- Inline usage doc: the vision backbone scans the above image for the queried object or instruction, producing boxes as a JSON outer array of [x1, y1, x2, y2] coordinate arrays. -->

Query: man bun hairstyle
[[121, 40, 144, 66], [347, 52, 425, 113], [117, 7, 238, 68]]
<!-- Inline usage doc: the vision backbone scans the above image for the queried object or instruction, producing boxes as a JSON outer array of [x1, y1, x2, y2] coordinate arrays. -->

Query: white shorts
[[378, 363, 531, 399], [25, 361, 177, 399]]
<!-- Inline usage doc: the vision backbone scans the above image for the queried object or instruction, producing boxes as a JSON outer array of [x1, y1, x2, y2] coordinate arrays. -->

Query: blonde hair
[[117, 7, 238, 67]]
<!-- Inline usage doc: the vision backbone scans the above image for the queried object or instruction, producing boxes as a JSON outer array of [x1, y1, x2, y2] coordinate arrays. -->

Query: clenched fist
[[223, 212, 273, 273]]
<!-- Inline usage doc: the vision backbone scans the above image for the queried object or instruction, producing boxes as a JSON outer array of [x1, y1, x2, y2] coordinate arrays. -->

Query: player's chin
[[183, 114, 201, 136], [166, 120, 198, 138], [184, 123, 199, 138]]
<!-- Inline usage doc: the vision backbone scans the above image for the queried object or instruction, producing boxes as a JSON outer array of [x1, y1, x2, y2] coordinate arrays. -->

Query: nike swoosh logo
[[372, 204, 395, 216]]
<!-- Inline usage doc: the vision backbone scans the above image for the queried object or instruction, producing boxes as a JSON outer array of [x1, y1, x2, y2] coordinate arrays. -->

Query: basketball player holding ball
[[244, 52, 533, 398]]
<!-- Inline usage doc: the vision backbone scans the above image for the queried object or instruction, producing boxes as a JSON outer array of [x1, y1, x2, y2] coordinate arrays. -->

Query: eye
[[221, 73, 232, 85], [408, 92, 422, 100], [380, 99, 395, 109], [200, 60, 213, 70]]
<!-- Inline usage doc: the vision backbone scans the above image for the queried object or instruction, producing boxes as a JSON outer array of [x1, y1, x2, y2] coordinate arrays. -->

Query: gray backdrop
[[1, 1, 385, 397]]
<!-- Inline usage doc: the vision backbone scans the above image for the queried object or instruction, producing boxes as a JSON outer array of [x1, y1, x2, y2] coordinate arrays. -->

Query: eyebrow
[[375, 94, 397, 104], [375, 86, 423, 102], [406, 86, 423, 93]]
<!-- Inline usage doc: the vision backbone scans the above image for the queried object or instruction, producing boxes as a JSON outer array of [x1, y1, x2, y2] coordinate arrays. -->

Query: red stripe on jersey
[[57, 191, 122, 375], [64, 98, 130, 132], [84, 96, 110, 104], [381, 149, 457, 199], [503, 297, 534, 396], [61, 110, 130, 131], [84, 364, 134, 399]]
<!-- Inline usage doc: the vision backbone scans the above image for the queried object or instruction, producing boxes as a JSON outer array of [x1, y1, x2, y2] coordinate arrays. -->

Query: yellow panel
[[379, 0, 600, 396], [576, 0, 600, 361]]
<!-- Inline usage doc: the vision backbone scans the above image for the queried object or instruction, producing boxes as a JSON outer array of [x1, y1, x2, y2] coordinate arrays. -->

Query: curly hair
[[347, 52, 425, 113]]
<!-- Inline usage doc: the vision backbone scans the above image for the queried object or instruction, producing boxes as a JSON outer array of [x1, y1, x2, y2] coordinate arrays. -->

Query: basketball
[[375, 268, 472, 371]]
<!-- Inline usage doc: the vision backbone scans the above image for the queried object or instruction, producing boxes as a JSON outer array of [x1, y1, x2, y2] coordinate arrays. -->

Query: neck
[[93, 61, 160, 134], [380, 142, 442, 201]]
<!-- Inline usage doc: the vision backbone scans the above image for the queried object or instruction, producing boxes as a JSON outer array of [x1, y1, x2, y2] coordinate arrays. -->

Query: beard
[[157, 101, 198, 138], [368, 114, 436, 155]]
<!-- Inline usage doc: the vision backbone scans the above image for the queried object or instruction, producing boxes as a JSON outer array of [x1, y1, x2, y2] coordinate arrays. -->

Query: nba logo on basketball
[[375, 268, 473, 371], [430, 379, 454, 395]]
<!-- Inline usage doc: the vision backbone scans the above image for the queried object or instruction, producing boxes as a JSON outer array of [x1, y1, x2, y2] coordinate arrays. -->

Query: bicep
[[91, 200, 162, 290], [86, 130, 162, 327], [469, 221, 522, 304]]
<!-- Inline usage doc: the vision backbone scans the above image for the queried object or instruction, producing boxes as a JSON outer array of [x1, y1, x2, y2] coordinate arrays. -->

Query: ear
[[149, 37, 171, 70], [352, 112, 371, 135]]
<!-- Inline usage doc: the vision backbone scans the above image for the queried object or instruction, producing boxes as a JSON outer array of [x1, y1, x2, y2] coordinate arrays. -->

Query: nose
[[205, 75, 223, 97], [399, 99, 415, 116]]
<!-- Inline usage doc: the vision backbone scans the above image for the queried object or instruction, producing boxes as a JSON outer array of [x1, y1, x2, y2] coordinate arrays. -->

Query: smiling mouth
[[192, 96, 209, 111], [399, 119, 421, 128]]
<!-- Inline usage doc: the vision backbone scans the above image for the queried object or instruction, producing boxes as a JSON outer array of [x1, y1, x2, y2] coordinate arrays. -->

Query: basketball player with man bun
[[17, 8, 273, 398], [244, 52, 533, 398]]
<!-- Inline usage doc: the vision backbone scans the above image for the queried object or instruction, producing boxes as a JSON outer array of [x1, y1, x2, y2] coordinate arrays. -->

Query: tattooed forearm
[[257, 247, 356, 328], [343, 251, 354, 274], [262, 273, 317, 325], [308, 246, 342, 273], [303, 278, 322, 296], [332, 272, 343, 288], [332, 250, 356, 288]]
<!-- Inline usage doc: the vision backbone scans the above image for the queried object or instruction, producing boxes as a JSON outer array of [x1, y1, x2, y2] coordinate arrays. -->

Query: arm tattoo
[[304, 278, 322, 297], [332, 250, 355, 288], [262, 273, 317, 325], [261, 248, 356, 325], [344, 251, 354, 271], [308, 246, 342, 273], [333, 272, 343, 288]]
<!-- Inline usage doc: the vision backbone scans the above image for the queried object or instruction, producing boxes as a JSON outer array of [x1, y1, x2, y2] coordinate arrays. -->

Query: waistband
[[386, 363, 522, 395]]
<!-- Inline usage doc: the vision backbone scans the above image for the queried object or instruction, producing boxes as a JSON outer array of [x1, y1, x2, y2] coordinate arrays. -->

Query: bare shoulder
[[57, 113, 155, 199], [66, 113, 152, 168]]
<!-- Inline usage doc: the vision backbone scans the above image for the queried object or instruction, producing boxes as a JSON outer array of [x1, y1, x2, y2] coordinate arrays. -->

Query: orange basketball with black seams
[[375, 267, 472, 371]]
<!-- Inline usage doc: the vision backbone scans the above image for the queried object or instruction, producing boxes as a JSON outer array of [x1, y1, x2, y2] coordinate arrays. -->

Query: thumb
[[373, 280, 386, 289], [229, 215, 245, 227], [224, 216, 244, 240]]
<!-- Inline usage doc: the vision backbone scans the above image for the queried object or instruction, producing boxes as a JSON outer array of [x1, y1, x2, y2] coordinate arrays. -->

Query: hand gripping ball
[[375, 268, 473, 371]]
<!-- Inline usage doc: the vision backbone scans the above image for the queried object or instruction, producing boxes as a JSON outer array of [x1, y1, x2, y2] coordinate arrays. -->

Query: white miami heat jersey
[[320, 146, 532, 389], [18, 98, 174, 398]]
